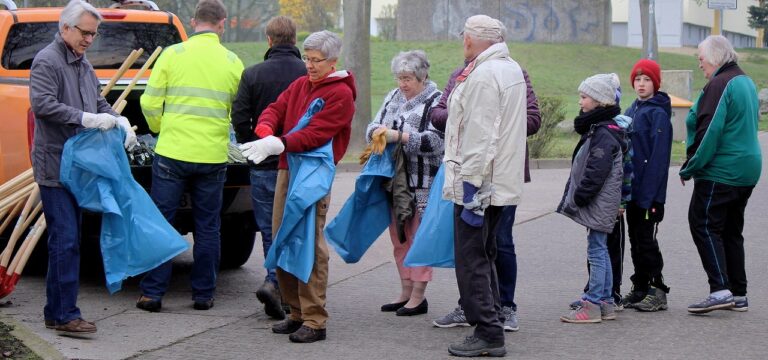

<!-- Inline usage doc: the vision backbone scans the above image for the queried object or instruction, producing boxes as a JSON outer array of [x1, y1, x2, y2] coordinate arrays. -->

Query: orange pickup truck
[[0, 0, 257, 268]]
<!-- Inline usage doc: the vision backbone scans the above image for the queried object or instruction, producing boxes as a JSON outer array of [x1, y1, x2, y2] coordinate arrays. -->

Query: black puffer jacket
[[230, 44, 306, 169]]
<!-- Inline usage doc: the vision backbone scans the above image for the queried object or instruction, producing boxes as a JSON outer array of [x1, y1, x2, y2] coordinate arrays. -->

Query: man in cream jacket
[[442, 14, 527, 358]]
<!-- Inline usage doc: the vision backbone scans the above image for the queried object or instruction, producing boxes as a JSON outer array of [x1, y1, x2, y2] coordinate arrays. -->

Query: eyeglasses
[[73, 25, 98, 39], [301, 55, 327, 64], [395, 75, 418, 83]]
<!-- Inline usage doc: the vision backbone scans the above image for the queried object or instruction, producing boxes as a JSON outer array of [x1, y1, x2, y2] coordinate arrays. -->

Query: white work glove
[[81, 112, 117, 131], [116, 116, 138, 150], [238, 135, 285, 165]]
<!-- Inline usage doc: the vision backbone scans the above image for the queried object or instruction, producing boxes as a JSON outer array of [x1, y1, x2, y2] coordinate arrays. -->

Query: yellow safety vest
[[140, 32, 243, 163]]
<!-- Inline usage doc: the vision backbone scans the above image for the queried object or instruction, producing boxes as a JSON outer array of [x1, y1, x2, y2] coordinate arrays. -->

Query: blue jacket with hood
[[624, 91, 672, 209]]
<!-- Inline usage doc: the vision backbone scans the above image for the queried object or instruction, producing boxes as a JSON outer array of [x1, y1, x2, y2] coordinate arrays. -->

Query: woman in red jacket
[[239, 30, 357, 343]]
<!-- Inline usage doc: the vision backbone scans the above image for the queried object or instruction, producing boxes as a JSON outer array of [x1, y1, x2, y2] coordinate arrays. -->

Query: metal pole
[[646, 0, 657, 60]]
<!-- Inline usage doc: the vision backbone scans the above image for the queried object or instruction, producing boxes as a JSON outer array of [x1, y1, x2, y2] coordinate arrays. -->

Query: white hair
[[391, 50, 430, 82], [303, 30, 342, 61], [59, 0, 102, 32], [698, 35, 738, 67]]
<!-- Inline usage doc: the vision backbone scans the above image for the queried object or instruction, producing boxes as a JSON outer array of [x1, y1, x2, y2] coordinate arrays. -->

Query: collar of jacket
[[712, 61, 738, 79], [263, 44, 301, 61], [188, 31, 221, 43], [54, 33, 84, 65]]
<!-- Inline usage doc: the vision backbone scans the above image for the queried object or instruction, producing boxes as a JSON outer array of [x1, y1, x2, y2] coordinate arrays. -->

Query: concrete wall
[[612, 22, 628, 46], [396, 0, 612, 45]]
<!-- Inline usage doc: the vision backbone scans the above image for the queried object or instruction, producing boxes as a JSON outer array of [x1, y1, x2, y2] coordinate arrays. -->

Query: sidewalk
[[1, 135, 767, 359]]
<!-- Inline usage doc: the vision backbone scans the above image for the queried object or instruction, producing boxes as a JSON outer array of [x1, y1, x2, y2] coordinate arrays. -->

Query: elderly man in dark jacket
[[29, 0, 136, 334], [230, 15, 307, 320]]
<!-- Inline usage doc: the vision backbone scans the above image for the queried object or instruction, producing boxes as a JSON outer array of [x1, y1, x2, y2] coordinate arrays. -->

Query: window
[[2, 21, 182, 70]]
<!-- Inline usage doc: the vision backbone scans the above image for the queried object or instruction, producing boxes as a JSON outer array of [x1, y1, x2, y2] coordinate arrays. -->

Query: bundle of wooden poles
[[0, 46, 162, 299]]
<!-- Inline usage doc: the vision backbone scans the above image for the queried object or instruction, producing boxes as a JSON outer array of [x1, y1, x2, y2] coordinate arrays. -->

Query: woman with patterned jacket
[[366, 50, 443, 317]]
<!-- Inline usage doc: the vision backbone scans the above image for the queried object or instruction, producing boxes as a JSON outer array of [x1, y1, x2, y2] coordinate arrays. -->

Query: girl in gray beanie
[[557, 73, 630, 323]]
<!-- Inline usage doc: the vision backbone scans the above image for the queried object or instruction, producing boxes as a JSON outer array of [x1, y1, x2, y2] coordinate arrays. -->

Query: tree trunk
[[342, 0, 371, 157]]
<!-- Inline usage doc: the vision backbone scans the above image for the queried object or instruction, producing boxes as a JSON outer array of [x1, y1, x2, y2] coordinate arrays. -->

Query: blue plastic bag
[[60, 127, 189, 293], [325, 144, 396, 263], [404, 164, 455, 268], [265, 98, 334, 283]]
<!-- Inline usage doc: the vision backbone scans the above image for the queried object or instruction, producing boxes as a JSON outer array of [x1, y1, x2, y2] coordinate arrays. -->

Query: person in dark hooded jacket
[[230, 15, 307, 321], [620, 59, 674, 312], [558, 73, 627, 324]]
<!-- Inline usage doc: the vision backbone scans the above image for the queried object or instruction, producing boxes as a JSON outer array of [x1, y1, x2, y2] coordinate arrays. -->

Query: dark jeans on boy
[[688, 179, 753, 296]]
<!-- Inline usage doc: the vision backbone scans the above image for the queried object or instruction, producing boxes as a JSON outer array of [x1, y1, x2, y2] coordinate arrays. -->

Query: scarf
[[573, 105, 621, 135]]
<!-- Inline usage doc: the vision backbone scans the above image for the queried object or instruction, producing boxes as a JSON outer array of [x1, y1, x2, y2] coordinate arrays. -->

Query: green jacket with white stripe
[[679, 62, 762, 187], [141, 31, 243, 164]]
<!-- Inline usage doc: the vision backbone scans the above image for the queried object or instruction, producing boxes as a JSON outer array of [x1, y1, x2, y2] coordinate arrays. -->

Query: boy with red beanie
[[620, 59, 674, 312]]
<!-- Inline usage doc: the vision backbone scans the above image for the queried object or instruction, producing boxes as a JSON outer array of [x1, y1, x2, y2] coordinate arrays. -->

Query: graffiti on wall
[[400, 0, 609, 44]]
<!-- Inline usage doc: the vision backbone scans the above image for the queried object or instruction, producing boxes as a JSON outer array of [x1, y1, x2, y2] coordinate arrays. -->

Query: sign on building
[[708, 0, 737, 10]]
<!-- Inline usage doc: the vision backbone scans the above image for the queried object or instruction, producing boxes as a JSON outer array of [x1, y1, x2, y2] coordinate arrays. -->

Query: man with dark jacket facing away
[[230, 16, 307, 320]]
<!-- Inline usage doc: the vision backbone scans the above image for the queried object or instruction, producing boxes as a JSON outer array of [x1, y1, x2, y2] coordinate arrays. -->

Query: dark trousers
[[454, 204, 503, 344], [140, 155, 227, 302], [626, 202, 667, 292], [584, 215, 625, 303], [495, 205, 518, 310], [40, 185, 82, 325], [689, 179, 754, 296]]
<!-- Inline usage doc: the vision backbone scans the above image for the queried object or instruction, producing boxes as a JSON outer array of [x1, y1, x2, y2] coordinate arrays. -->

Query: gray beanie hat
[[578, 73, 620, 105]]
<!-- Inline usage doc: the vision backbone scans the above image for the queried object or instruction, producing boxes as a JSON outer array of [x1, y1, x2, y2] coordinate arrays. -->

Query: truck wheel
[[219, 212, 256, 269]]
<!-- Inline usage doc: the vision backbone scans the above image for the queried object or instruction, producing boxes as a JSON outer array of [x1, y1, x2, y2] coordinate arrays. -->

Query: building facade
[[612, 0, 759, 48]]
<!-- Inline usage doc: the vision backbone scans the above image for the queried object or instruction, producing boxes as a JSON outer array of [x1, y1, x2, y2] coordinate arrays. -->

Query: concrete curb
[[0, 315, 65, 360]]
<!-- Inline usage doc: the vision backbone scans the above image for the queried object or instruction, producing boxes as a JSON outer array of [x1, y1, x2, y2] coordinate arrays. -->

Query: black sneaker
[[621, 288, 647, 309], [289, 325, 326, 343], [448, 335, 506, 357], [193, 299, 214, 310], [272, 319, 303, 334], [136, 296, 162, 312], [256, 281, 285, 320], [635, 286, 668, 312]]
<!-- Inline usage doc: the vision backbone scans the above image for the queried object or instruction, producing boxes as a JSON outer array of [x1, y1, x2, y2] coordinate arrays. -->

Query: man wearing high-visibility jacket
[[136, 0, 244, 312]]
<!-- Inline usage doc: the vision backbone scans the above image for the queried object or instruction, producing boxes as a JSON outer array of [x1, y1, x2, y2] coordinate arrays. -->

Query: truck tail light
[[100, 11, 127, 20], [27, 108, 35, 158]]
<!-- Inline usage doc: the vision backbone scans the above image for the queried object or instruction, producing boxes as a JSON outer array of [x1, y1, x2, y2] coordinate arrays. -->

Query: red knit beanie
[[630, 59, 661, 92]]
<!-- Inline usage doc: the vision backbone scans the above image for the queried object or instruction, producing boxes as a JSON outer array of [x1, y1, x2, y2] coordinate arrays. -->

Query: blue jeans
[[249, 168, 277, 284], [584, 229, 613, 304], [40, 185, 82, 325], [495, 205, 517, 310], [140, 155, 226, 302]]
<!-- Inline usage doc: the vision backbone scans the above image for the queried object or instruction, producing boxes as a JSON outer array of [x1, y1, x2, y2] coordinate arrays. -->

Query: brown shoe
[[271, 319, 303, 334], [55, 318, 97, 334], [289, 325, 326, 343]]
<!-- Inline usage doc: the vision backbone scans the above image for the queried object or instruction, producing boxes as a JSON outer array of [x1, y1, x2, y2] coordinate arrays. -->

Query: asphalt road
[[0, 133, 766, 360]]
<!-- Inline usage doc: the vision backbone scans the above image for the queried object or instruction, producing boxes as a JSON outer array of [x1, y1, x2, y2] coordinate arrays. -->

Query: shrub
[[297, 31, 310, 42], [529, 96, 567, 158]]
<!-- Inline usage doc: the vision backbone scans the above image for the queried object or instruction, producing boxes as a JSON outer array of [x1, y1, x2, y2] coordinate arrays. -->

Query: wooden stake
[[101, 48, 144, 97], [112, 46, 162, 113]]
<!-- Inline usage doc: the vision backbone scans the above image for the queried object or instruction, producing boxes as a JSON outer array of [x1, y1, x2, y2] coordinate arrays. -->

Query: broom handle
[[101, 48, 144, 97], [0, 185, 39, 268], [0, 200, 25, 260], [112, 46, 162, 112], [7, 215, 45, 277], [0, 169, 33, 197], [0, 183, 35, 213]]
